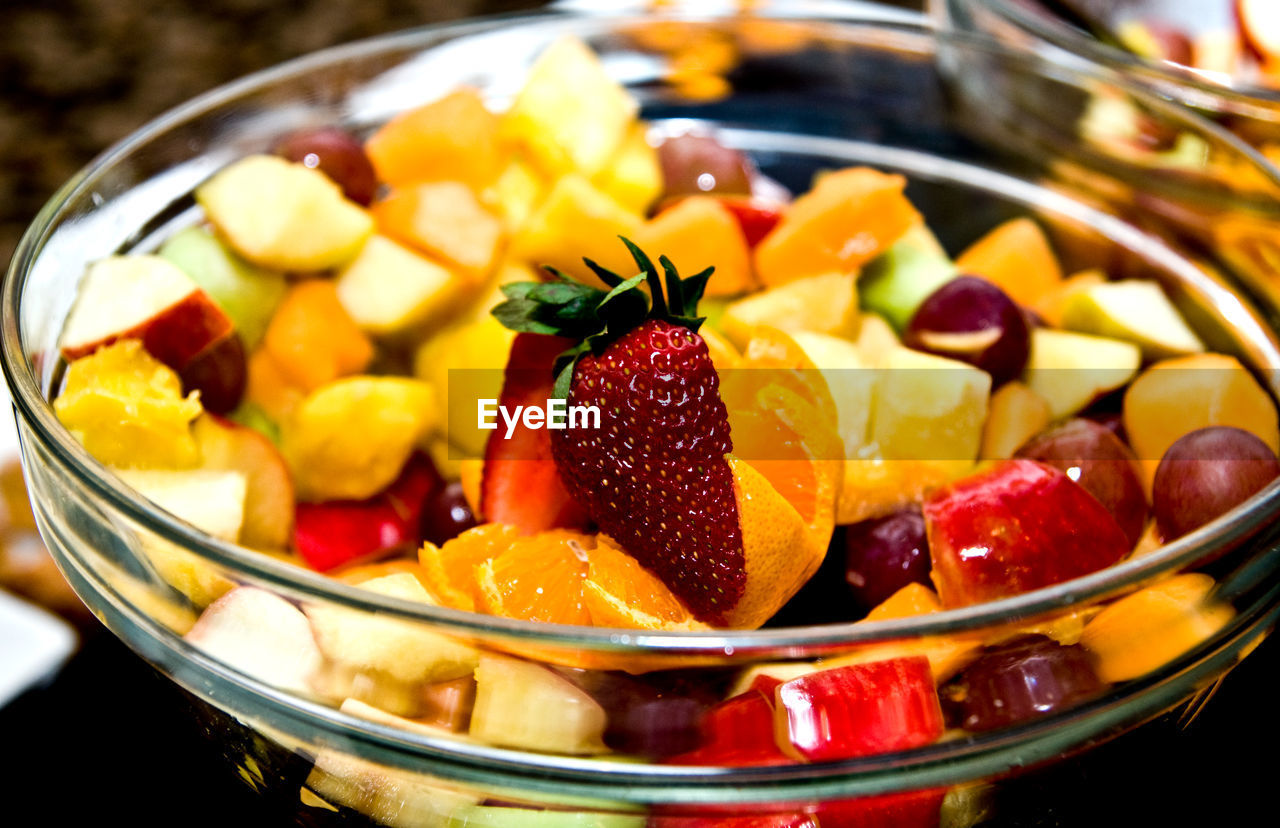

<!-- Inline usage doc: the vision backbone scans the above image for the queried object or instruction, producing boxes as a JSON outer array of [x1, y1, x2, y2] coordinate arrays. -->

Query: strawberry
[[492, 239, 742, 623], [481, 333, 593, 533]]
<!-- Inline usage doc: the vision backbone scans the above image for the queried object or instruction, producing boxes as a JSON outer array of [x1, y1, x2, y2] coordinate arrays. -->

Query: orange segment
[[418, 524, 520, 611], [475, 530, 595, 625], [582, 536, 705, 630]]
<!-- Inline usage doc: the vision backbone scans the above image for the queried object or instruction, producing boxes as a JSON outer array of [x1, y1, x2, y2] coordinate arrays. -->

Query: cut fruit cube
[[501, 36, 638, 179], [754, 167, 920, 286], [721, 272, 858, 346], [1032, 268, 1106, 328], [871, 346, 990, 464], [980, 380, 1053, 460], [1060, 279, 1205, 359], [282, 376, 435, 502], [54, 339, 203, 469], [371, 182, 504, 278], [791, 331, 875, 455], [593, 121, 662, 214], [364, 87, 502, 190], [192, 414, 294, 550], [469, 654, 608, 754], [304, 573, 479, 684], [836, 458, 964, 526], [489, 155, 547, 231], [1022, 328, 1141, 419], [858, 224, 957, 331], [955, 217, 1062, 308], [509, 174, 643, 286], [196, 154, 373, 272], [185, 586, 322, 695], [635, 196, 753, 297], [114, 467, 247, 542], [335, 235, 466, 337], [413, 316, 516, 458], [262, 280, 374, 392]]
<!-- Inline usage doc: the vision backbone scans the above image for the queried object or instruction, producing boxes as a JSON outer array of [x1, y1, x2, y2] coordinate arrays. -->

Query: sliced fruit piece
[[773, 658, 944, 762], [509, 174, 643, 286], [501, 35, 638, 179], [1022, 328, 1141, 419], [469, 653, 608, 754], [282, 376, 435, 502], [1060, 279, 1205, 359], [418, 523, 521, 611], [157, 226, 288, 349], [244, 347, 305, 423], [371, 181, 504, 278], [1032, 268, 1106, 328], [475, 530, 595, 626], [274, 126, 378, 206], [192, 413, 294, 549], [854, 312, 901, 366], [304, 573, 479, 684], [1123, 353, 1279, 484], [489, 154, 546, 231], [980, 381, 1053, 460], [261, 280, 374, 392], [924, 459, 1132, 607], [54, 339, 203, 469], [720, 271, 858, 345], [594, 121, 662, 214], [60, 255, 236, 374], [481, 333, 593, 533], [954, 217, 1062, 308], [637, 195, 753, 297], [719, 196, 784, 248], [196, 154, 374, 271], [414, 317, 515, 458], [667, 684, 792, 767], [185, 586, 322, 695], [364, 87, 501, 190], [1080, 573, 1233, 682], [582, 536, 703, 630], [836, 457, 962, 526], [307, 751, 480, 828], [754, 167, 920, 286], [859, 224, 957, 331], [872, 345, 991, 464], [791, 331, 875, 456], [335, 234, 465, 337]]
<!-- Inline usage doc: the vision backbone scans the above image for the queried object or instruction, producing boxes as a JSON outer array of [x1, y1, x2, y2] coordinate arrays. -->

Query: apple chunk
[[1022, 328, 1141, 419], [469, 654, 607, 754], [335, 234, 466, 336], [186, 586, 322, 695], [1060, 280, 1204, 360], [924, 459, 1131, 607], [60, 255, 235, 373], [872, 346, 991, 464], [192, 413, 294, 550]]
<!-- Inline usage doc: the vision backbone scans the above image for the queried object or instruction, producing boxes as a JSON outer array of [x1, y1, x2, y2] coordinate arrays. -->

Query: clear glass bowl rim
[[4, 7, 1280, 660], [958, 0, 1280, 112]]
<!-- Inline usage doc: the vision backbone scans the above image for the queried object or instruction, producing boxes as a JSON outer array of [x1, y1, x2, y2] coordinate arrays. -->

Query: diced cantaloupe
[[261, 280, 373, 392], [634, 196, 753, 297], [754, 167, 920, 286], [371, 182, 504, 278], [364, 88, 501, 189], [956, 217, 1063, 308]]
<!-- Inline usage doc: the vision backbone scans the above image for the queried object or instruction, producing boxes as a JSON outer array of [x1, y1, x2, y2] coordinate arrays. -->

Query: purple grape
[[904, 276, 1030, 386], [943, 635, 1105, 732], [559, 670, 723, 759], [274, 127, 377, 206], [1015, 418, 1149, 547], [1153, 426, 1280, 540], [843, 507, 931, 612], [419, 481, 478, 546], [657, 132, 754, 199]]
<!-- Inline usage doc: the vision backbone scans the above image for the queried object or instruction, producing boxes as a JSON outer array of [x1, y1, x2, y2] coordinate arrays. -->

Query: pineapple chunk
[[54, 339, 202, 469], [501, 36, 638, 179], [509, 174, 642, 286], [721, 272, 858, 346], [872, 346, 991, 465], [592, 122, 662, 214]]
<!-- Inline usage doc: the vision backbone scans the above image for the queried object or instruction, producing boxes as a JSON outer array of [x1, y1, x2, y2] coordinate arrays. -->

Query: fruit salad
[[47, 33, 1280, 825]]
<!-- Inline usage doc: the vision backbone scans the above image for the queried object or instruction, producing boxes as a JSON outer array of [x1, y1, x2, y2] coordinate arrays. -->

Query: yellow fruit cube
[[372, 182, 504, 278], [509, 174, 642, 286], [54, 339, 202, 469], [282, 376, 435, 501], [721, 272, 858, 346], [335, 235, 465, 337], [414, 316, 516, 458], [592, 122, 662, 214]]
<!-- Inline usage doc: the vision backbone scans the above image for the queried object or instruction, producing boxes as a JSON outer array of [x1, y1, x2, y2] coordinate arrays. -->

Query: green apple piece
[[469, 654, 607, 755], [791, 331, 875, 457], [1059, 279, 1205, 360], [196, 154, 373, 272], [446, 805, 645, 828], [1023, 328, 1142, 418], [336, 234, 462, 336], [159, 226, 287, 349], [859, 223, 957, 331], [304, 573, 479, 685], [720, 271, 857, 347], [871, 346, 991, 464], [308, 749, 480, 828]]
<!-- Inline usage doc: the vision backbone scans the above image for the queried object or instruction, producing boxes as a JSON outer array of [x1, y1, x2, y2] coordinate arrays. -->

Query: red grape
[[419, 481, 478, 546], [842, 508, 931, 612], [657, 132, 754, 199], [904, 275, 1030, 386], [562, 670, 724, 759], [1015, 418, 1149, 546], [943, 635, 1104, 732], [178, 333, 246, 415], [1153, 426, 1280, 540], [274, 127, 377, 206]]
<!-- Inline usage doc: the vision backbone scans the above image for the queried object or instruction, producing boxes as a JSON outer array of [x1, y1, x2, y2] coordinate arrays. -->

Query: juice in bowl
[[5, 7, 1280, 826]]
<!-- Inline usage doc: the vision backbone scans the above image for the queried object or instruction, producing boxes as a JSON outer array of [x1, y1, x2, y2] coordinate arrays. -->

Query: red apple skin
[[811, 788, 947, 828], [650, 813, 819, 828], [62, 288, 235, 372], [293, 454, 443, 571], [193, 414, 295, 549], [666, 686, 792, 768], [179, 332, 247, 414], [774, 657, 944, 763], [924, 459, 1132, 608]]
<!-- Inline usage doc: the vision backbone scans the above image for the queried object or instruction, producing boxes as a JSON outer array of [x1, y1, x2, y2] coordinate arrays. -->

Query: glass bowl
[[6, 7, 1280, 825]]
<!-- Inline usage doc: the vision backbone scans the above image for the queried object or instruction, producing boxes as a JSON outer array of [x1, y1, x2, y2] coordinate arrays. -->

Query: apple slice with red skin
[[61, 255, 235, 373], [810, 788, 947, 828], [192, 413, 294, 549], [774, 657, 944, 763], [924, 458, 1132, 608], [178, 331, 247, 414], [666, 684, 792, 768], [294, 454, 443, 571], [481, 333, 592, 533]]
